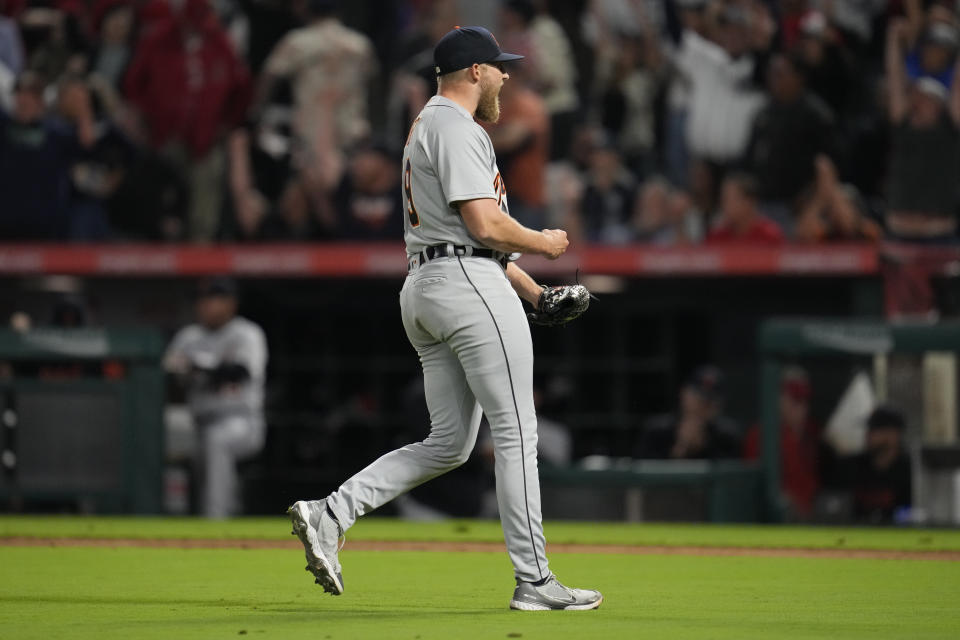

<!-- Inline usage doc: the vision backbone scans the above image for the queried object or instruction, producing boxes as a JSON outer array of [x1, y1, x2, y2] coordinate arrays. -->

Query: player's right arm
[[430, 120, 567, 259], [459, 198, 568, 259]]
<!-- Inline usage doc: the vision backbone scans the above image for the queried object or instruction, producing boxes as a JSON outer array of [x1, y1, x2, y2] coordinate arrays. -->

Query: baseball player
[[165, 277, 268, 519], [288, 26, 599, 611]]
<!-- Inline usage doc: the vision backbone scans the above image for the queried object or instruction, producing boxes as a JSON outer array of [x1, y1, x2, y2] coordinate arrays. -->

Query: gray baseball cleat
[[287, 499, 344, 595], [509, 576, 603, 611]]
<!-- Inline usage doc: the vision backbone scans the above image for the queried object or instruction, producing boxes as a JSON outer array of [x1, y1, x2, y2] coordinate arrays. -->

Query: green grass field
[[3, 517, 959, 639]]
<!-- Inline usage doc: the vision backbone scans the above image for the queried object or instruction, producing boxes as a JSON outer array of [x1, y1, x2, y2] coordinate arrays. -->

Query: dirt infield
[[3, 536, 959, 561]]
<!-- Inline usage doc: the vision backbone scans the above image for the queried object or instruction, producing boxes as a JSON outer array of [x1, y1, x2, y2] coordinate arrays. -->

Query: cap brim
[[491, 52, 524, 63]]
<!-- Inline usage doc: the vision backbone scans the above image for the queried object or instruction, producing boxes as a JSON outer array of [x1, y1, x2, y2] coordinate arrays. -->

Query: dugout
[[0, 328, 164, 513], [758, 319, 960, 523], [0, 243, 885, 520]]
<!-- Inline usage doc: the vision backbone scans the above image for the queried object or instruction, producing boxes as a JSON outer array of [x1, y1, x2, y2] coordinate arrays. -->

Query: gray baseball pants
[[326, 255, 550, 582], [198, 415, 264, 518]]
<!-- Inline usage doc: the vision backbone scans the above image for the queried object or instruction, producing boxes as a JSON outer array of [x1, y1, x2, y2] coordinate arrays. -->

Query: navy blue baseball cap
[[433, 26, 524, 76], [196, 276, 238, 298]]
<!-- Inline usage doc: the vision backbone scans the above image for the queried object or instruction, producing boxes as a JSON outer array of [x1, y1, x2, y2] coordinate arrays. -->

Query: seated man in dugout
[[637, 365, 742, 460]]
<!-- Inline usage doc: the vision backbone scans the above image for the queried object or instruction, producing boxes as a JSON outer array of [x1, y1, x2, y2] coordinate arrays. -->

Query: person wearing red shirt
[[124, 0, 251, 241], [744, 367, 821, 520], [706, 172, 785, 244]]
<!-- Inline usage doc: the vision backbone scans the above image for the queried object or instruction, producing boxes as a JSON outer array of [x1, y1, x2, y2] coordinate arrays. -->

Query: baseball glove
[[527, 285, 591, 327]]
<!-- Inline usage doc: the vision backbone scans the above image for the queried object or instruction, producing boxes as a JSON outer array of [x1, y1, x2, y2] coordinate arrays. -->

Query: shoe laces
[[544, 576, 575, 597]]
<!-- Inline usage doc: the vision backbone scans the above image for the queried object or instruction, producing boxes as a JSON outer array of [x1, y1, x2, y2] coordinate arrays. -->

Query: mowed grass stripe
[[1, 546, 957, 640], [2, 516, 960, 552], [4, 536, 960, 562]]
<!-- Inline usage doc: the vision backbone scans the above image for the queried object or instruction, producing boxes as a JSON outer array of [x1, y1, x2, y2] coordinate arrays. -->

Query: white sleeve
[[233, 323, 268, 384], [724, 55, 755, 85], [163, 327, 193, 369], [245, 325, 268, 384], [677, 29, 754, 85], [263, 33, 298, 77], [677, 30, 723, 73]]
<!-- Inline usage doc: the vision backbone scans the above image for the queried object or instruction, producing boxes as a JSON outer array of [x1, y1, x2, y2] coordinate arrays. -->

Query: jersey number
[[404, 159, 420, 227], [405, 116, 421, 147], [493, 172, 508, 213]]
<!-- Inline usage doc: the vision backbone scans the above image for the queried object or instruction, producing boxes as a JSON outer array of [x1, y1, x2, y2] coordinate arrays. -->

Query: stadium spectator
[[743, 52, 837, 235], [884, 17, 960, 242], [634, 177, 703, 245], [829, 405, 913, 524], [210, 0, 250, 61], [0, 3, 21, 69], [225, 113, 297, 241], [223, 62, 299, 242], [331, 143, 403, 240], [633, 176, 672, 242], [164, 277, 268, 518], [794, 155, 881, 243], [596, 26, 664, 180], [662, 0, 707, 188], [241, 0, 301, 75], [816, 0, 885, 53], [637, 365, 741, 460], [661, 187, 704, 245], [839, 75, 890, 205], [254, 176, 331, 241], [672, 1, 768, 210], [17, 4, 84, 84], [89, 0, 136, 90], [227, 119, 335, 244], [578, 137, 638, 244], [525, 0, 579, 160], [583, 0, 666, 41], [0, 5, 23, 105], [57, 73, 134, 240], [124, 0, 252, 241], [106, 148, 189, 240], [543, 160, 585, 239], [904, 18, 958, 90], [0, 0, 956, 248], [497, 0, 536, 64], [484, 63, 550, 230], [743, 366, 824, 520], [793, 10, 856, 123], [706, 172, 784, 245], [0, 70, 94, 240], [384, 0, 457, 143], [256, 0, 378, 159]]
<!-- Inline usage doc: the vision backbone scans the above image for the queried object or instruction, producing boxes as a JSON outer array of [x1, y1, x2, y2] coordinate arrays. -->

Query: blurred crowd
[[0, 0, 958, 244]]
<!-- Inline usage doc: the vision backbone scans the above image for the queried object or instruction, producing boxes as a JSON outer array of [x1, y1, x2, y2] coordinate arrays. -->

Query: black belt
[[409, 244, 508, 270]]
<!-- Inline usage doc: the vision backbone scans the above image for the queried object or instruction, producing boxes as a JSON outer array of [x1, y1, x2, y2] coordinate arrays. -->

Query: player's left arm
[[217, 325, 268, 390], [511, 265, 594, 327], [505, 262, 544, 309]]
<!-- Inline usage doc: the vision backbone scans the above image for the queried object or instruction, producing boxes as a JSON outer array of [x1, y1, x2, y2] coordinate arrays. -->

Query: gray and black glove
[[527, 285, 591, 327]]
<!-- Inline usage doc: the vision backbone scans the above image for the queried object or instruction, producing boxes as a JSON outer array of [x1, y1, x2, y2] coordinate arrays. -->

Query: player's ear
[[469, 63, 482, 83]]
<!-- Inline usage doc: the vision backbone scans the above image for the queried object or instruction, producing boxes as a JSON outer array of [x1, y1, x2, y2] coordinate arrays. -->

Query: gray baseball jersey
[[325, 93, 552, 583], [165, 316, 268, 424], [402, 95, 509, 253]]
